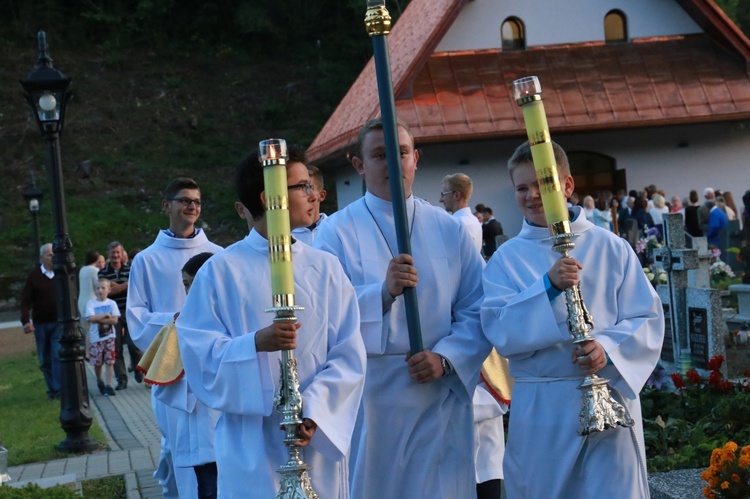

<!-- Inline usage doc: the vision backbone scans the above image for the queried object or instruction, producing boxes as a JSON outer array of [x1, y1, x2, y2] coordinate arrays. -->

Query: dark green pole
[[365, 0, 423, 354]]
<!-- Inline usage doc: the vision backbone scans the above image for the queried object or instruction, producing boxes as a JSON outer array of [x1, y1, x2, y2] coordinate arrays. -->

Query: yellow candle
[[514, 77, 570, 231], [260, 140, 295, 298]]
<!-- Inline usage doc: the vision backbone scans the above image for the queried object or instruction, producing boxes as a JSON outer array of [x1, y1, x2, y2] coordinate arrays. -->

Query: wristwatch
[[439, 355, 454, 377]]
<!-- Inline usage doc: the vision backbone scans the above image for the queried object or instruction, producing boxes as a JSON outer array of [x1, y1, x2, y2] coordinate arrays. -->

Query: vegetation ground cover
[[0, 353, 108, 466], [0, 476, 125, 498], [642, 356, 750, 473]]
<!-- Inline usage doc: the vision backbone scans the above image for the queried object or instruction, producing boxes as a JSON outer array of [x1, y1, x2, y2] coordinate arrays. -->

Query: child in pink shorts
[[85, 278, 119, 396]]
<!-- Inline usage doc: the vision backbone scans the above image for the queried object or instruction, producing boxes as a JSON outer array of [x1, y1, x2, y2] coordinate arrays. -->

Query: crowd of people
[[561, 185, 747, 251], [18, 116, 750, 498]]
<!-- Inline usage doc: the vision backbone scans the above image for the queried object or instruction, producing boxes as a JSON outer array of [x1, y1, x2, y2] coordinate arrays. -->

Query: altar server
[[127, 177, 223, 499], [481, 141, 664, 498], [176, 148, 366, 498], [314, 119, 491, 498]]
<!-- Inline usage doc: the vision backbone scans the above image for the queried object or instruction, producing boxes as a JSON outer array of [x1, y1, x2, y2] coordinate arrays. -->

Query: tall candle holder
[[513, 77, 634, 435], [259, 139, 319, 498]]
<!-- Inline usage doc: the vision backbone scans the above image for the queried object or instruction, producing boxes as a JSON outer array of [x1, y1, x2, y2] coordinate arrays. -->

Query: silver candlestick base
[[577, 375, 634, 435], [267, 305, 319, 499], [547, 232, 634, 435]]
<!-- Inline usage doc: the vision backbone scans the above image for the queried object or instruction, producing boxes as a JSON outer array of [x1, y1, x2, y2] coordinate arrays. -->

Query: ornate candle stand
[[513, 77, 634, 435], [547, 230, 634, 435], [259, 139, 318, 499]]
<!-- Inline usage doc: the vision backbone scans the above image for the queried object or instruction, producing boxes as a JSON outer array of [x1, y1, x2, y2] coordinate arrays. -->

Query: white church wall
[[334, 167, 366, 209], [332, 121, 750, 238], [435, 0, 702, 52]]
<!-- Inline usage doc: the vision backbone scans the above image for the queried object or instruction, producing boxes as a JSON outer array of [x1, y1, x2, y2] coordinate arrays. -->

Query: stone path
[[5, 332, 163, 498]]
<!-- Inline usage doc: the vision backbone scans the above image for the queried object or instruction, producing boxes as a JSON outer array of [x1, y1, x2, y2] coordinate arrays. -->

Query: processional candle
[[259, 138, 295, 306], [513, 76, 571, 236]]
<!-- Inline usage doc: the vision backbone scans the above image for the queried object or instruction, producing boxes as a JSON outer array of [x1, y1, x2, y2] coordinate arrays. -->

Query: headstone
[[654, 214, 726, 376], [685, 288, 725, 376], [726, 284, 750, 378], [653, 214, 698, 368], [686, 236, 711, 289]]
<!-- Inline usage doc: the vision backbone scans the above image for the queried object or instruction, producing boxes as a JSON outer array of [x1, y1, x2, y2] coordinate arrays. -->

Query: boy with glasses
[[127, 177, 223, 499], [292, 164, 328, 245]]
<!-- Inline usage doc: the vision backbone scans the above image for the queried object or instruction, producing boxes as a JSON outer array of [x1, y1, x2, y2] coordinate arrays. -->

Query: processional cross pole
[[364, 0, 423, 354]]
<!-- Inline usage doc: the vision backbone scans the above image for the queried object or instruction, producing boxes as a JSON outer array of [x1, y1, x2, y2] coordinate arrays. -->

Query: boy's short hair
[[235, 144, 308, 221], [352, 118, 413, 160], [182, 252, 214, 276], [507, 140, 570, 179], [97, 277, 111, 286], [442, 173, 473, 198], [164, 178, 200, 201], [308, 165, 324, 191]]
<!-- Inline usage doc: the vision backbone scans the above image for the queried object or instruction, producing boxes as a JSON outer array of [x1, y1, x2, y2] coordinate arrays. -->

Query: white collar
[[40, 264, 54, 279]]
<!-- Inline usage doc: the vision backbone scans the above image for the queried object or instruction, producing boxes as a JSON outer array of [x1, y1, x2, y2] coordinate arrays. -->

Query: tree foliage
[[0, 0, 411, 53], [715, 0, 750, 34]]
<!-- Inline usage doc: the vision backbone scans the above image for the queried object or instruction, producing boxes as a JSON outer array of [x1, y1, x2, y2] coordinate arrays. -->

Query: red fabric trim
[[143, 370, 185, 386], [480, 371, 511, 406]]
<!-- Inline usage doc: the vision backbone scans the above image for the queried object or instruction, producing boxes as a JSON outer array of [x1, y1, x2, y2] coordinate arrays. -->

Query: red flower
[[686, 369, 702, 384], [721, 381, 735, 394], [709, 370, 722, 387], [671, 373, 686, 389], [708, 355, 725, 372]]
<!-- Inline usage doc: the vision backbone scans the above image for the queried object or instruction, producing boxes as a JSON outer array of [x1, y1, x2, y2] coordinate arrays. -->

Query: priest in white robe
[[177, 149, 366, 498], [481, 141, 664, 498], [314, 119, 491, 498], [127, 178, 223, 499]]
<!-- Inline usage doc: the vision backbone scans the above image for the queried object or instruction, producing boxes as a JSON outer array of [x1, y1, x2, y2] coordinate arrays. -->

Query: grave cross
[[653, 213, 698, 366]]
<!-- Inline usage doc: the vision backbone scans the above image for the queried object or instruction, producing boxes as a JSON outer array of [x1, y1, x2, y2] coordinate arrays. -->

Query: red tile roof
[[401, 35, 750, 144], [307, 0, 750, 164]]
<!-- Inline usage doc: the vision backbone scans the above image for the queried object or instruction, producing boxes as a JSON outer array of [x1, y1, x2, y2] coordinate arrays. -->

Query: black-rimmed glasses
[[170, 197, 202, 207], [288, 182, 315, 196]]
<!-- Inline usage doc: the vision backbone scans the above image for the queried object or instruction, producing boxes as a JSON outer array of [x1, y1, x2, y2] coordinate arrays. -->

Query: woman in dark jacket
[[632, 195, 654, 233]]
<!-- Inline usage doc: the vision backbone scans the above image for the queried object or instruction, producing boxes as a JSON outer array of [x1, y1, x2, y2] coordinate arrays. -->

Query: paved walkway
[[5, 326, 164, 498]]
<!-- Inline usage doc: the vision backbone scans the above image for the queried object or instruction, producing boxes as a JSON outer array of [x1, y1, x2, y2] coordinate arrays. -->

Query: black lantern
[[20, 31, 98, 453], [21, 172, 44, 264], [21, 33, 71, 135]]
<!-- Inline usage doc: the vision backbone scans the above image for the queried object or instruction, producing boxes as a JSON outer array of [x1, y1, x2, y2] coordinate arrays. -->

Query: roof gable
[[308, 0, 750, 164]]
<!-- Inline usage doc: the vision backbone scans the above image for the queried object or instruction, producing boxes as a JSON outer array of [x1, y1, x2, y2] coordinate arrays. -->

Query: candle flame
[[269, 144, 277, 159]]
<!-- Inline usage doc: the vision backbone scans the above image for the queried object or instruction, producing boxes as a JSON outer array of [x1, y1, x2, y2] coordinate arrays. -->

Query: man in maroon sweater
[[20, 243, 62, 400]]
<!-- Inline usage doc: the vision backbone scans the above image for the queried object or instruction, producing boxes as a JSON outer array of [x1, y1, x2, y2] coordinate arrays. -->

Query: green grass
[[0, 476, 125, 498], [81, 476, 126, 498], [0, 353, 108, 466]]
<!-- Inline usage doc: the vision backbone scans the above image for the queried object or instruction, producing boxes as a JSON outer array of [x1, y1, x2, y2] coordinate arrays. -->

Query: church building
[[308, 0, 750, 236]]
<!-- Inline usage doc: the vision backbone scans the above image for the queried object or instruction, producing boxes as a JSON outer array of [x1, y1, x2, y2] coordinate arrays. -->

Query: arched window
[[501, 17, 525, 51], [604, 10, 627, 43]]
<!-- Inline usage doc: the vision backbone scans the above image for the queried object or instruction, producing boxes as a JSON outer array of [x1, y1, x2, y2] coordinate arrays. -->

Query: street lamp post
[[21, 172, 43, 264], [20, 31, 98, 453]]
